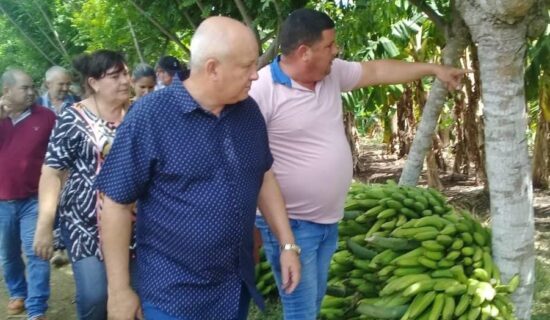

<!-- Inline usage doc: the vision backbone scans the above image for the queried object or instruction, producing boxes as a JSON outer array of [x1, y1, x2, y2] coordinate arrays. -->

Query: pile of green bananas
[[320, 181, 519, 320], [255, 247, 278, 298]]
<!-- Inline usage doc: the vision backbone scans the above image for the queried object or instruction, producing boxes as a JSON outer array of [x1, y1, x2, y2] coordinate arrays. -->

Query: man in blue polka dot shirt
[[94, 17, 301, 320]]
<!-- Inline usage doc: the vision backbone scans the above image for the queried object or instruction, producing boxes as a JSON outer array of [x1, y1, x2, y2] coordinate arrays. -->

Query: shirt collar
[[41, 93, 52, 107], [9, 106, 32, 125], [270, 55, 292, 88], [176, 83, 237, 118]]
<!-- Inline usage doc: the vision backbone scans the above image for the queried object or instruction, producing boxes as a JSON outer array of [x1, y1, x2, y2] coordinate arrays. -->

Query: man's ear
[[2, 86, 10, 98], [204, 58, 220, 80], [295, 44, 312, 62]]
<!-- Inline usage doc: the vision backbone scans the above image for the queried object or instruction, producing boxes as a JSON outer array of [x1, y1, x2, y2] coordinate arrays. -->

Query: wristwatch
[[280, 243, 301, 255]]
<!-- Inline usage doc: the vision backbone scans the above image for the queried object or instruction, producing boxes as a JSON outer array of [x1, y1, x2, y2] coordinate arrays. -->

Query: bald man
[[0, 69, 55, 320], [94, 17, 300, 320], [37, 66, 80, 113]]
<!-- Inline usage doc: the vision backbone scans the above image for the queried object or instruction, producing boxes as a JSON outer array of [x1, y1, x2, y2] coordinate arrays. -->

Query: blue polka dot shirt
[[95, 84, 272, 319]]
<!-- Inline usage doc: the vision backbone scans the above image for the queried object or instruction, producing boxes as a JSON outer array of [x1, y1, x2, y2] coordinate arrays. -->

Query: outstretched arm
[[355, 59, 469, 91]]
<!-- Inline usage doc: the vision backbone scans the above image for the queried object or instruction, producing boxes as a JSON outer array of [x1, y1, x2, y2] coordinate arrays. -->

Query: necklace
[[91, 94, 124, 125], [92, 94, 104, 120]]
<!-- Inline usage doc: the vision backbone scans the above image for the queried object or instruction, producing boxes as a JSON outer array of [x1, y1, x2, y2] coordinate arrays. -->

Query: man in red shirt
[[0, 69, 55, 320]]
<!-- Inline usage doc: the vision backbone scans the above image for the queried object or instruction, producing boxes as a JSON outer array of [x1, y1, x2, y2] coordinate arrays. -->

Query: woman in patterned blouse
[[33, 50, 131, 320]]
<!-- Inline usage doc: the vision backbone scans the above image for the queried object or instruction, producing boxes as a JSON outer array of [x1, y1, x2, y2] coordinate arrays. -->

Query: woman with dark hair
[[33, 49, 131, 320], [131, 63, 156, 100], [155, 55, 190, 88]]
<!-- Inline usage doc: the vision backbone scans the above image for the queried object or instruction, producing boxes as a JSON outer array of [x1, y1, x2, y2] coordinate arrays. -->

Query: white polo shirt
[[249, 57, 362, 223]]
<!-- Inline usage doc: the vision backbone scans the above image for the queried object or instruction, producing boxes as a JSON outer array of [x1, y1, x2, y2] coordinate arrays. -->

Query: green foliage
[[0, 18, 49, 81]]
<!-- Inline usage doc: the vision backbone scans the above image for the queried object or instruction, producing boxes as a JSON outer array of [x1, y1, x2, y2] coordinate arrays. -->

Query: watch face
[[281, 244, 301, 254]]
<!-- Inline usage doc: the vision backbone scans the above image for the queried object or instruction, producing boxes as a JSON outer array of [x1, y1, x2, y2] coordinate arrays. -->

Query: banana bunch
[[255, 247, 278, 298], [319, 181, 519, 320]]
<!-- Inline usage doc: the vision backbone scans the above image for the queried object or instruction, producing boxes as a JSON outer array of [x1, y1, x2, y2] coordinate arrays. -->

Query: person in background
[[95, 16, 300, 320], [37, 66, 80, 113], [0, 69, 55, 320], [154, 55, 190, 90], [33, 50, 131, 320], [250, 8, 468, 320], [130, 63, 156, 101]]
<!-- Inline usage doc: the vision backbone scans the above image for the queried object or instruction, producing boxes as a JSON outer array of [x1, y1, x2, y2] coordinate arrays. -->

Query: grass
[[248, 298, 283, 320], [532, 258, 550, 319]]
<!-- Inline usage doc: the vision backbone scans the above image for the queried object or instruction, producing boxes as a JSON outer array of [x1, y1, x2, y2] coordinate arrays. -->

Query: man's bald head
[[189, 16, 258, 71]]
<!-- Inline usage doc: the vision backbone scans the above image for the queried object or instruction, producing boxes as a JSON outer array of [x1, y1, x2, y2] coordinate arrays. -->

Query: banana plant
[[527, 31, 550, 188]]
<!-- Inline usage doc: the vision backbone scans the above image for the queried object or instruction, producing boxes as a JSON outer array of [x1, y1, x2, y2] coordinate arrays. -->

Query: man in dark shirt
[[0, 69, 54, 320], [95, 17, 300, 320]]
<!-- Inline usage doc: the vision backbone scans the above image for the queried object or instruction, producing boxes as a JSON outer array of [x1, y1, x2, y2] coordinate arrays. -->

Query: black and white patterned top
[[45, 102, 119, 262]]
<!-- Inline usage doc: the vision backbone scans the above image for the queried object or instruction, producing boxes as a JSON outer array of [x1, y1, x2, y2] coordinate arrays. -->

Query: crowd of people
[[0, 9, 466, 320]]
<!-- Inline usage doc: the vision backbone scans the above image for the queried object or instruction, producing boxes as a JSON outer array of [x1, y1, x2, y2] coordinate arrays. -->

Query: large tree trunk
[[456, 1, 544, 318], [399, 7, 470, 186]]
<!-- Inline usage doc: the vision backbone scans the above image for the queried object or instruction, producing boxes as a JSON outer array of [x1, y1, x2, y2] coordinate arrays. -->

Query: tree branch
[[30, 0, 70, 60], [127, 0, 190, 54], [0, 2, 56, 65], [408, 0, 446, 32], [128, 18, 145, 63], [233, 0, 261, 47], [18, 6, 66, 61], [258, 36, 279, 68], [233, 0, 254, 28], [172, 0, 196, 30], [194, 0, 207, 16], [258, 0, 283, 67], [399, 6, 470, 186]]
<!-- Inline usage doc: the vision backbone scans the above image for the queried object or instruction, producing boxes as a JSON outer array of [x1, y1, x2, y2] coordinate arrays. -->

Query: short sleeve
[[44, 108, 80, 170], [331, 59, 363, 92], [249, 67, 273, 124], [94, 112, 154, 204]]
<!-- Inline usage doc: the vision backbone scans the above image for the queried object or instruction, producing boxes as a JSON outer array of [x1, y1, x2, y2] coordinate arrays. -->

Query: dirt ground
[[1, 143, 549, 319]]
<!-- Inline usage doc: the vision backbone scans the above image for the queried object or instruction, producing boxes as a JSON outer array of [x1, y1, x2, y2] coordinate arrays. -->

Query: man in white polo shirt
[[249, 8, 467, 320]]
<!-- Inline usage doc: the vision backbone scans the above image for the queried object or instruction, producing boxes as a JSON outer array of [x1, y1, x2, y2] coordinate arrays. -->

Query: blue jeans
[[63, 228, 139, 320], [255, 216, 338, 320], [61, 223, 107, 320], [71, 256, 107, 320], [142, 282, 250, 320], [0, 198, 50, 318]]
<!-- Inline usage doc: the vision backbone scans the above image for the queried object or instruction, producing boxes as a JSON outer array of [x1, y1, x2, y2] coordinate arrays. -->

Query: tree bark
[[456, 1, 542, 317], [463, 45, 487, 184], [399, 6, 470, 186]]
